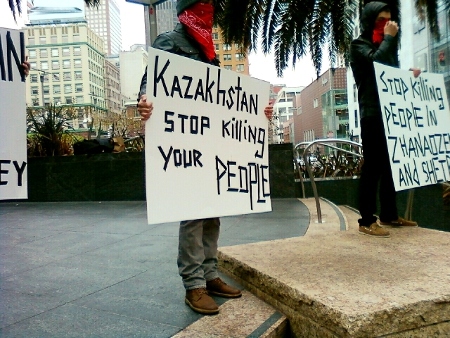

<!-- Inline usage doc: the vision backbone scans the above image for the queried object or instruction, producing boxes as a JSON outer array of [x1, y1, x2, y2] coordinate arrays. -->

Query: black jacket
[[138, 23, 220, 100], [350, 2, 399, 119]]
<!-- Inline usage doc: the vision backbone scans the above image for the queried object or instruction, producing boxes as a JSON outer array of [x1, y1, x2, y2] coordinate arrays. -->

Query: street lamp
[[31, 68, 54, 108]]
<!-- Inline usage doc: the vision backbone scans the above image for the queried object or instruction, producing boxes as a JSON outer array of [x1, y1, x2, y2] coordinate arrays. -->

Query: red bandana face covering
[[178, 2, 216, 61], [372, 18, 389, 46]]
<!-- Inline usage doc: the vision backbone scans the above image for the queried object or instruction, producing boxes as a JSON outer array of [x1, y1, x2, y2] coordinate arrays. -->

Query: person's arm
[[137, 33, 178, 101]]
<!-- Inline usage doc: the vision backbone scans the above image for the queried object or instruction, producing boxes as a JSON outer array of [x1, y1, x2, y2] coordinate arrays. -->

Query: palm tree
[[216, 0, 450, 76], [8, 0, 100, 21]]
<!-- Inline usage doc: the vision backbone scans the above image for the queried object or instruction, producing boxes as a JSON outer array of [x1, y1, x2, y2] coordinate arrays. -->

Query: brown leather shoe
[[206, 278, 242, 298], [380, 217, 418, 227], [359, 223, 390, 237], [185, 288, 219, 315]]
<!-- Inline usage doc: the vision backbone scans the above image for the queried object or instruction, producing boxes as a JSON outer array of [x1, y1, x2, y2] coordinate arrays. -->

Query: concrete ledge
[[173, 291, 289, 337], [218, 226, 450, 337]]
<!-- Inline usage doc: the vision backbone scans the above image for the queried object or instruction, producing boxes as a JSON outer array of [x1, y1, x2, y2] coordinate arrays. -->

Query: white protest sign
[[374, 62, 450, 191], [145, 48, 272, 224], [0, 27, 27, 200]]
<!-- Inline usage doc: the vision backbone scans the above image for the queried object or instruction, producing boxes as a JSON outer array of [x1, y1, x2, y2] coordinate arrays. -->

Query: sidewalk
[[0, 199, 309, 337]]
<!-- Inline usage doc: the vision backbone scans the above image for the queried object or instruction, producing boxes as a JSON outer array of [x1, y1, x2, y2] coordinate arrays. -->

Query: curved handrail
[[294, 139, 363, 223], [295, 138, 418, 224]]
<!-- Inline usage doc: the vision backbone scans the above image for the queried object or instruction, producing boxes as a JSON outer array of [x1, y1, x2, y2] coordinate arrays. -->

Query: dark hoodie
[[350, 1, 399, 119]]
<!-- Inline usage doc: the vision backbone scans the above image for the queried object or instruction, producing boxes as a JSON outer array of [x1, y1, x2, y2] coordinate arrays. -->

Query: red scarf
[[178, 2, 216, 61], [372, 18, 389, 46]]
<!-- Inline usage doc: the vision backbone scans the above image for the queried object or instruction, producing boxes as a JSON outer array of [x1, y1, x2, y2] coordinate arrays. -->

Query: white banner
[[0, 27, 28, 200], [374, 62, 450, 191], [145, 48, 272, 224]]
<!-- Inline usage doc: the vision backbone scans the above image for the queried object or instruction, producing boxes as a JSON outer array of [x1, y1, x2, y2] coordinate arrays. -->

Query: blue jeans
[[177, 218, 220, 290]]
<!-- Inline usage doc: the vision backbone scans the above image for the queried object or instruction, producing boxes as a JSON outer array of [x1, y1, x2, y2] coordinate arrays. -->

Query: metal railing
[[294, 138, 416, 224]]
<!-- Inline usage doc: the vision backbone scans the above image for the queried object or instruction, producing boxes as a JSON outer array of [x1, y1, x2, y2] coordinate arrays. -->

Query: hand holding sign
[[137, 94, 154, 121]]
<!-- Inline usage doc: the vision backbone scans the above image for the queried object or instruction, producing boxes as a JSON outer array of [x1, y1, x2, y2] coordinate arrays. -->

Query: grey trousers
[[177, 218, 220, 290]]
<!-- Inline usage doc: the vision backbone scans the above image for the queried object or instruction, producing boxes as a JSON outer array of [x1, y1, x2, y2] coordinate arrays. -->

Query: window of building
[[31, 86, 39, 95], [52, 73, 60, 82], [63, 72, 71, 81], [43, 86, 49, 95], [39, 36, 46, 44], [224, 65, 232, 70], [212, 32, 219, 40], [51, 48, 59, 57], [76, 96, 84, 104], [53, 85, 61, 94], [52, 60, 60, 70], [236, 64, 245, 72], [30, 61, 37, 69], [64, 84, 72, 94], [235, 53, 244, 61], [41, 61, 48, 70], [73, 46, 81, 55], [74, 71, 82, 80], [29, 49, 36, 59], [75, 83, 83, 93], [28, 37, 35, 45], [223, 44, 231, 51], [62, 47, 70, 56], [313, 98, 318, 108], [214, 44, 219, 51], [63, 60, 70, 69], [54, 97, 61, 104], [74, 59, 82, 68], [30, 74, 38, 83], [65, 97, 73, 104], [51, 36, 57, 44], [223, 54, 232, 61]]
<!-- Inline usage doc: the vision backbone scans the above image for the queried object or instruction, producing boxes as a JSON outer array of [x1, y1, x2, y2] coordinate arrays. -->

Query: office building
[[293, 68, 348, 145], [85, 0, 122, 56], [26, 21, 107, 130]]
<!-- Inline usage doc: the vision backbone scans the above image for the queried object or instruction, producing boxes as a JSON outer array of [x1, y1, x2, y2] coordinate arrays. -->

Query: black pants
[[358, 116, 398, 226]]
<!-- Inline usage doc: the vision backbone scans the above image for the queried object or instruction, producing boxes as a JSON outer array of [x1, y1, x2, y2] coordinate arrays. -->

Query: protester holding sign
[[137, 0, 272, 315], [350, 1, 420, 238]]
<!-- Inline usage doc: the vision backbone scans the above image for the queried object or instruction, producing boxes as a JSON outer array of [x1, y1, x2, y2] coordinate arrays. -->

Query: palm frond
[[216, 0, 443, 77], [84, 0, 101, 7], [9, 0, 21, 21]]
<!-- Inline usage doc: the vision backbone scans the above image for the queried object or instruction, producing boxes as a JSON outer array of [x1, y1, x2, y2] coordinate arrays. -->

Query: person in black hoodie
[[350, 1, 420, 237], [137, 0, 273, 315]]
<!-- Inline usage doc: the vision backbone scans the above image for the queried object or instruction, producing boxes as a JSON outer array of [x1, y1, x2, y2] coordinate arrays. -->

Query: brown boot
[[185, 288, 219, 315], [380, 217, 418, 227], [206, 278, 242, 298], [359, 222, 390, 238]]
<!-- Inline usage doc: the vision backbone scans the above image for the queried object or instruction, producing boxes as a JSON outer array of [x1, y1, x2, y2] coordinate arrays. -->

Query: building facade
[[104, 58, 121, 114], [293, 68, 348, 145], [85, 0, 122, 56], [119, 44, 148, 102], [26, 22, 107, 130], [272, 86, 304, 143]]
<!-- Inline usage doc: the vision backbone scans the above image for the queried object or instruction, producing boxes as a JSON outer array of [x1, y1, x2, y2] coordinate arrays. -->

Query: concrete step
[[218, 198, 450, 337], [172, 290, 289, 338]]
